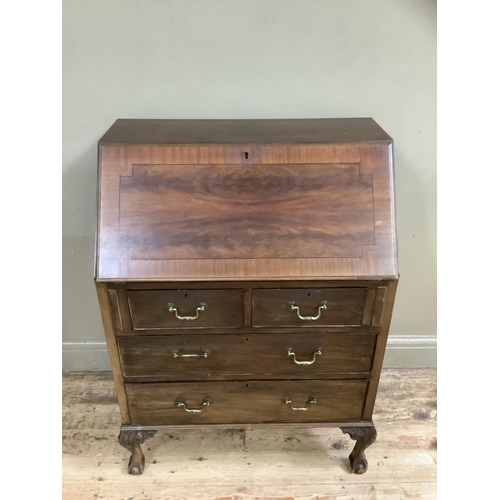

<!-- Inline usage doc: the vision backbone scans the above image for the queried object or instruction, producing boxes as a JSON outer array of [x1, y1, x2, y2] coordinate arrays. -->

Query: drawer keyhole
[[244, 152, 249, 159]]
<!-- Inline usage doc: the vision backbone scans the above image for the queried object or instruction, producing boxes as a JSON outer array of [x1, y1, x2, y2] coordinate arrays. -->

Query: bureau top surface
[[98, 118, 392, 146], [96, 119, 397, 281]]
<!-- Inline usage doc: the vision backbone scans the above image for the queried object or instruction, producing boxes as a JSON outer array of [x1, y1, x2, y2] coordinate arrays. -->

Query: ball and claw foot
[[118, 429, 157, 475], [127, 446, 145, 475], [341, 425, 377, 474]]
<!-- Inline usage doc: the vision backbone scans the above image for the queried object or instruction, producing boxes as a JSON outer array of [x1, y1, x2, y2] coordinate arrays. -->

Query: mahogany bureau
[[94, 118, 398, 475]]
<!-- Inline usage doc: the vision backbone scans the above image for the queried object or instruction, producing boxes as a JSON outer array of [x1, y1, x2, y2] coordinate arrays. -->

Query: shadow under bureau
[[94, 118, 398, 475]]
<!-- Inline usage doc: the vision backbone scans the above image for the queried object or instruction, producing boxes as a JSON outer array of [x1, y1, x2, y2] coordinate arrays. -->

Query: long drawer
[[125, 380, 369, 424], [118, 332, 376, 379]]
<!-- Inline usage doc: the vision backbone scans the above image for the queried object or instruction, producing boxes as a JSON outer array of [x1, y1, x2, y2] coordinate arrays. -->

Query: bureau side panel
[[95, 282, 131, 423], [362, 278, 398, 419]]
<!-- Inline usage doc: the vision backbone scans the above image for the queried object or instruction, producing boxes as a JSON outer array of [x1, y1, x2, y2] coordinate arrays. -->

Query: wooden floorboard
[[62, 369, 437, 500]]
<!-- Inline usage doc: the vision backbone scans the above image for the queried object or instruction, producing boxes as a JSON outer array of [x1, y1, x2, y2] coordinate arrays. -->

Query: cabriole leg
[[340, 425, 377, 474], [118, 429, 157, 475]]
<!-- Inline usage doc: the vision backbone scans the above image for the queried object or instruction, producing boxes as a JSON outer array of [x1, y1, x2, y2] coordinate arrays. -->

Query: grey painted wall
[[62, 0, 436, 369]]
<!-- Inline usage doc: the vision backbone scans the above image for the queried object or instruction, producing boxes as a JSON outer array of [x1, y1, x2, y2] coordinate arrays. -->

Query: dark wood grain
[[118, 332, 376, 380], [127, 289, 243, 329], [119, 163, 375, 261], [99, 118, 393, 145], [125, 380, 368, 425], [252, 288, 367, 327]]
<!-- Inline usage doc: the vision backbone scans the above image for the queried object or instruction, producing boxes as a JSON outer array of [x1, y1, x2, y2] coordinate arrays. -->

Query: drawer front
[[126, 380, 368, 424], [128, 289, 243, 329], [118, 333, 376, 379], [253, 288, 367, 327]]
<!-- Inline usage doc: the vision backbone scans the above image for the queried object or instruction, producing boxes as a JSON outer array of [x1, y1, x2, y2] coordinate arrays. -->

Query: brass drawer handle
[[167, 302, 207, 320], [282, 396, 317, 411], [175, 397, 211, 413], [288, 301, 329, 321], [287, 347, 322, 365], [172, 349, 210, 358]]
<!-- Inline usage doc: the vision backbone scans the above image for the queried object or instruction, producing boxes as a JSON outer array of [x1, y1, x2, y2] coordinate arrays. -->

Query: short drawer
[[125, 379, 368, 424], [127, 289, 243, 329], [253, 288, 369, 327], [118, 332, 376, 379]]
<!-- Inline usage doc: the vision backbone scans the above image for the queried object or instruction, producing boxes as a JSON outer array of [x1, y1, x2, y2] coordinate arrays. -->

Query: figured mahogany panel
[[96, 120, 397, 280], [118, 332, 376, 379], [125, 379, 368, 424], [119, 163, 374, 260]]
